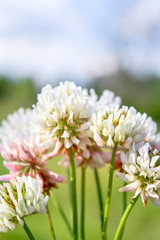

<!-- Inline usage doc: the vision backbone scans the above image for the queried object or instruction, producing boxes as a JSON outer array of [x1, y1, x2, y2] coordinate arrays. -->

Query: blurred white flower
[[83, 88, 121, 111], [90, 105, 156, 148], [0, 108, 33, 143], [117, 143, 160, 206], [33, 82, 93, 150], [0, 176, 49, 232]]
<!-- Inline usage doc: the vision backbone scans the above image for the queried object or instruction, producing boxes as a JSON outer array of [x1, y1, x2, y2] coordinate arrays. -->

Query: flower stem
[[114, 195, 140, 240], [69, 147, 78, 240], [81, 167, 86, 240], [46, 205, 56, 240], [94, 168, 104, 232], [66, 168, 72, 207], [52, 193, 72, 236], [122, 182, 127, 214], [120, 182, 127, 238], [23, 220, 36, 240], [102, 143, 118, 240]]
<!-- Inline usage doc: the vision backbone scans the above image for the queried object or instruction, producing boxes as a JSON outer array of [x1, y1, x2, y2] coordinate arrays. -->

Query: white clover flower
[[83, 88, 121, 112], [0, 108, 33, 143], [33, 82, 93, 150], [117, 143, 160, 206], [0, 176, 49, 232], [90, 105, 156, 148]]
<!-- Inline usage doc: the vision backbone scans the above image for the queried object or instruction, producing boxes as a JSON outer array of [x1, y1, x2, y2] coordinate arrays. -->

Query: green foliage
[[0, 76, 38, 121]]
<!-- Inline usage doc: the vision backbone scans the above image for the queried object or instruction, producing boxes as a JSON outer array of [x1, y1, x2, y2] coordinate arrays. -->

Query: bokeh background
[[0, 0, 160, 239]]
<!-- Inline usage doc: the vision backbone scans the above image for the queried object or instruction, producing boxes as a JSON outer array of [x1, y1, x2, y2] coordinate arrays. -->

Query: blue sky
[[0, 0, 160, 86]]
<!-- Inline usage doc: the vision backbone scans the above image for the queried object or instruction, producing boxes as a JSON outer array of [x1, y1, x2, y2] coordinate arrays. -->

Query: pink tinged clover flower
[[0, 132, 64, 194], [90, 105, 157, 149], [59, 145, 108, 169], [117, 143, 160, 207], [32, 82, 93, 152], [0, 176, 49, 232]]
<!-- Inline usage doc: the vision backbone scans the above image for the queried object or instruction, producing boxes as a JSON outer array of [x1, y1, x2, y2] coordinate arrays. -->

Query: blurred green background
[[0, 74, 160, 240]]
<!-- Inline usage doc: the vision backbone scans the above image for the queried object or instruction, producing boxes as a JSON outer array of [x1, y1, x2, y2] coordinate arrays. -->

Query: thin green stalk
[[46, 205, 56, 240], [94, 168, 104, 231], [23, 220, 36, 240], [122, 182, 127, 215], [114, 195, 140, 240], [67, 168, 72, 207], [102, 143, 118, 240], [81, 168, 86, 240], [120, 182, 127, 239], [52, 193, 72, 236], [69, 147, 78, 240]]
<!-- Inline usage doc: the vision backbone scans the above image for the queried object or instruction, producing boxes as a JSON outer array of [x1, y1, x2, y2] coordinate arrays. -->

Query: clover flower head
[[0, 176, 49, 232], [33, 82, 93, 150], [90, 105, 154, 148], [0, 108, 33, 143], [0, 131, 64, 193], [117, 143, 160, 206]]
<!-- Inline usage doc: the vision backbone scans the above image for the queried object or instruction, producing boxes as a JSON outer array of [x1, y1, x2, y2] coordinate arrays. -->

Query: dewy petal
[[119, 180, 141, 192]]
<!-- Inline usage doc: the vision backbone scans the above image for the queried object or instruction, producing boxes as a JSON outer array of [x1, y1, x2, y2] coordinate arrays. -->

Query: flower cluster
[[90, 106, 156, 148], [33, 82, 93, 151], [0, 176, 48, 232], [0, 81, 160, 239], [117, 143, 160, 206], [0, 109, 64, 194]]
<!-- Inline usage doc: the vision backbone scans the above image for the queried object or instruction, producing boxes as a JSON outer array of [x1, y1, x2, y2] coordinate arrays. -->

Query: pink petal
[[3, 161, 21, 172], [0, 173, 17, 181], [46, 169, 64, 183]]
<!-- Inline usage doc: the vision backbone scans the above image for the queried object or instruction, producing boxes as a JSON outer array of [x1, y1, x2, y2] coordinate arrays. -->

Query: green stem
[[122, 182, 127, 215], [52, 194, 72, 236], [66, 168, 72, 207], [102, 143, 118, 240], [23, 220, 36, 240], [94, 168, 104, 232], [81, 168, 86, 240], [46, 205, 56, 240], [114, 195, 140, 240], [120, 182, 127, 238], [69, 147, 78, 240]]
